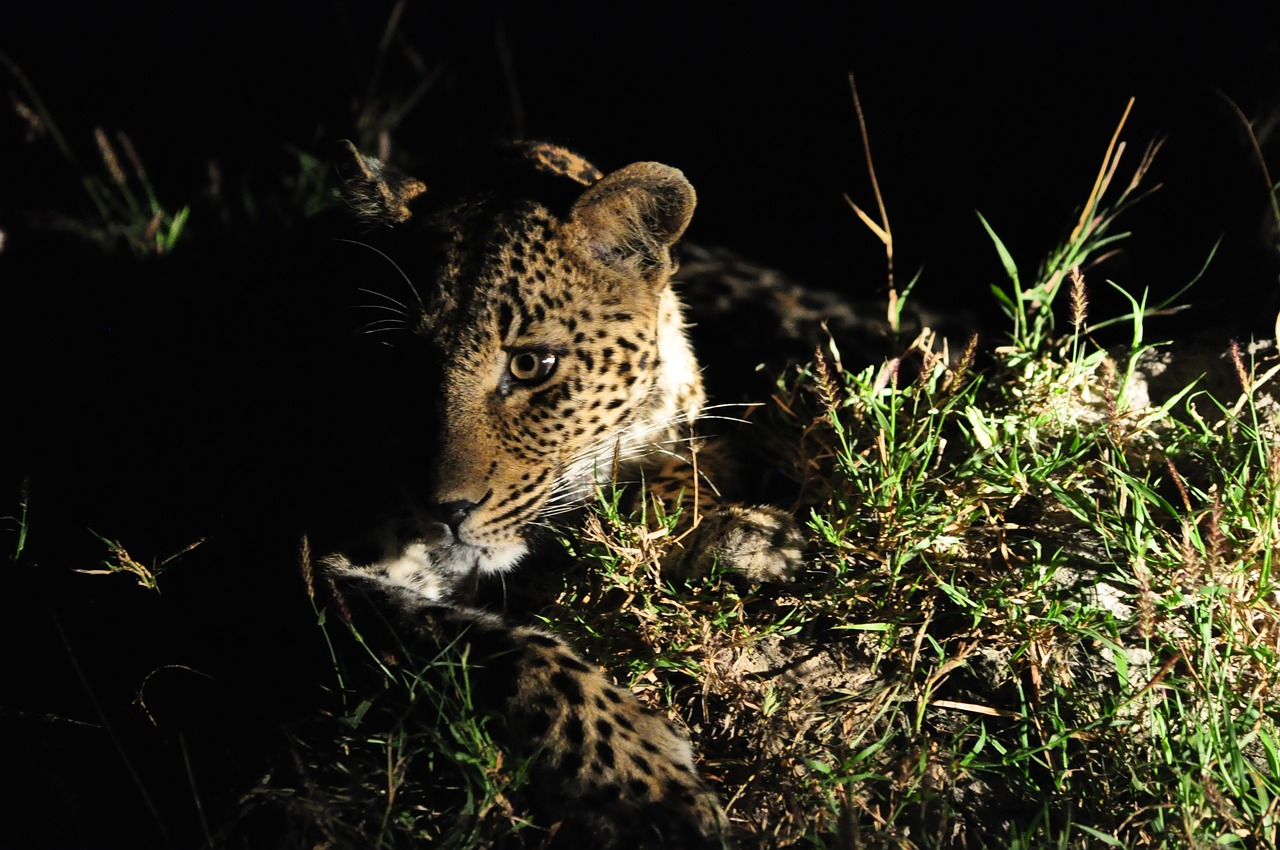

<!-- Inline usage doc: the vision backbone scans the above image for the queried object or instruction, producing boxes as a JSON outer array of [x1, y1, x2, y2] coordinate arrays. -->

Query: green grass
[[2, 51, 190, 257], [486, 113, 1278, 847], [227, 553, 537, 848]]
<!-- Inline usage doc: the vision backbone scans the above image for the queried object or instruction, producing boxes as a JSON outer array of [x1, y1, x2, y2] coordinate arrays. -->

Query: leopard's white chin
[[326, 524, 529, 605], [431, 537, 530, 576]]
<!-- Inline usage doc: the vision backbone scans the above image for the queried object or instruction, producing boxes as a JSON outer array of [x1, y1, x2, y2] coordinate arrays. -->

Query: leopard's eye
[[508, 349, 558, 385]]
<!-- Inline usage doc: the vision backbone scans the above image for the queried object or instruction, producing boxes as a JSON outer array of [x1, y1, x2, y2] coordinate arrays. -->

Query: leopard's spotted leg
[[329, 559, 729, 847]]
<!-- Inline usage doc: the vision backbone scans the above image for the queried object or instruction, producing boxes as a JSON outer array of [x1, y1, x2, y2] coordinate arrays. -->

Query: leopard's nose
[[437, 499, 480, 535]]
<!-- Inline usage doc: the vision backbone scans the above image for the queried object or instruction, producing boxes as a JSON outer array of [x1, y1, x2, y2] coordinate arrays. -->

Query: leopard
[[333, 139, 804, 584], [325, 139, 809, 845]]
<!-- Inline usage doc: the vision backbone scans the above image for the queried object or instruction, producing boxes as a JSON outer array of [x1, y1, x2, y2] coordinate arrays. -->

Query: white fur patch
[[327, 533, 529, 607]]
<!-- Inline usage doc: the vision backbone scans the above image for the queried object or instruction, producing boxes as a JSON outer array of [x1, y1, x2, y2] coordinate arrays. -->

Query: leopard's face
[[417, 203, 680, 573], [339, 144, 702, 576]]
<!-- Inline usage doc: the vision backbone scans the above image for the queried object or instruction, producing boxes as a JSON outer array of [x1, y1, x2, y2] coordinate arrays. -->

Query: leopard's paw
[[672, 504, 805, 583]]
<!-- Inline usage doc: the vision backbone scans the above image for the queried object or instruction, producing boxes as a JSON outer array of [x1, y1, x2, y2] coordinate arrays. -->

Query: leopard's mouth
[[432, 536, 530, 575], [437, 513, 534, 577]]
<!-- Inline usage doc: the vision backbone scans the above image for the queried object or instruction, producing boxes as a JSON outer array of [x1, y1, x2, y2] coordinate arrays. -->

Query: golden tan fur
[[331, 141, 806, 844]]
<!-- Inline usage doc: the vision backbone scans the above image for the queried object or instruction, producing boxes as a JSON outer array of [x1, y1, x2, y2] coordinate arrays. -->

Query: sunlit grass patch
[[528, 109, 1280, 847]]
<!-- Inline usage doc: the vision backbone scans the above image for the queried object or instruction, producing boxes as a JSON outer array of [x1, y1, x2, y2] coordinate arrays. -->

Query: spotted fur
[[330, 140, 808, 843], [336, 140, 804, 582], [328, 554, 726, 847]]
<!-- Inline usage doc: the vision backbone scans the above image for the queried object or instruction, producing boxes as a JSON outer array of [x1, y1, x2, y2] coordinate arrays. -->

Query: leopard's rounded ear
[[334, 140, 427, 224], [569, 162, 696, 283]]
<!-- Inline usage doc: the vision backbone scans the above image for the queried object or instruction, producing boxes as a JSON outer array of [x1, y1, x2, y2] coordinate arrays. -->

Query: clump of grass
[[231, 544, 537, 849], [5, 477, 31, 563], [79, 532, 204, 592], [237, 643, 531, 849], [3, 52, 190, 256], [532, 105, 1280, 848]]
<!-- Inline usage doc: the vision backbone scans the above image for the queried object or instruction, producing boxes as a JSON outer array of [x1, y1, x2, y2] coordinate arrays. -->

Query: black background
[[5, 3, 1279, 314]]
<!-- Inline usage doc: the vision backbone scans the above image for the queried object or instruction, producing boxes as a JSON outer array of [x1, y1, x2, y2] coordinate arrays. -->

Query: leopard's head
[[337, 142, 702, 576]]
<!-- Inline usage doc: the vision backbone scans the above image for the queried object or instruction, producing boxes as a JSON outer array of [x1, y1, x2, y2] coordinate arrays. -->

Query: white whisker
[[336, 238, 425, 312], [357, 286, 411, 312], [357, 317, 408, 329], [356, 319, 409, 336], [358, 327, 408, 336], [356, 303, 411, 318]]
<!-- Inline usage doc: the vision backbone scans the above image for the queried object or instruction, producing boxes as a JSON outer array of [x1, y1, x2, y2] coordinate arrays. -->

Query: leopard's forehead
[[411, 196, 627, 347]]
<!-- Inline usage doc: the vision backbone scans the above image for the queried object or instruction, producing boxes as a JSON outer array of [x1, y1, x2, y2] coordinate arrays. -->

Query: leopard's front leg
[[644, 439, 805, 584]]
